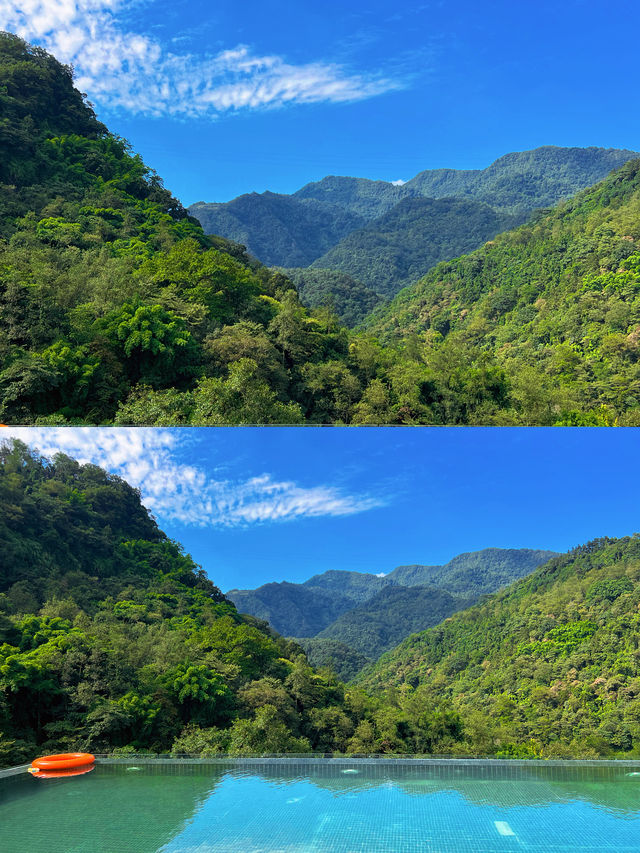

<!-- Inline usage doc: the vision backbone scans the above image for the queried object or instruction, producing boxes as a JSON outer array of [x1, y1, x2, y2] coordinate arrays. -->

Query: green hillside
[[282, 268, 380, 326], [292, 175, 414, 219], [0, 440, 370, 764], [0, 439, 517, 763], [358, 536, 640, 758], [225, 581, 353, 637], [227, 550, 555, 676], [310, 197, 516, 299], [292, 639, 371, 682], [315, 584, 471, 660], [0, 33, 423, 426], [368, 158, 640, 424]]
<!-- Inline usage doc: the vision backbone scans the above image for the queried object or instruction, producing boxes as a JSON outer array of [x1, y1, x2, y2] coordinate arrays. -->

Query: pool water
[[1, 759, 640, 852]]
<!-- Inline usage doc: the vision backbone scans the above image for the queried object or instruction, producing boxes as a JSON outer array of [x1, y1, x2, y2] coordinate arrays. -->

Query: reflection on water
[[1, 760, 640, 853]]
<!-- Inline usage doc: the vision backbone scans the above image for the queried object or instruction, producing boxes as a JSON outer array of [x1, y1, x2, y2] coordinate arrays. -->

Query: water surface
[[1, 760, 639, 852]]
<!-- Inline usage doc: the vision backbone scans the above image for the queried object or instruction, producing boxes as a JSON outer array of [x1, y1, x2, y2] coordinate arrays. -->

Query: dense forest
[[358, 535, 640, 758], [368, 158, 640, 424], [227, 550, 556, 678], [0, 440, 467, 765], [191, 147, 638, 308], [308, 197, 518, 299], [280, 268, 380, 327]]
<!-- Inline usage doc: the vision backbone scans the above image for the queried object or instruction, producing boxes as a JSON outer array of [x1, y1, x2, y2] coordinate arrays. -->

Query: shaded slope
[[311, 197, 517, 298], [282, 268, 381, 327], [315, 584, 472, 660], [225, 581, 352, 637], [189, 192, 365, 267]]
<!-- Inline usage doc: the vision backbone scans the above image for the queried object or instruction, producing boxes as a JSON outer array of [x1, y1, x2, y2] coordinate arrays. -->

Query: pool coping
[[4, 755, 640, 776]]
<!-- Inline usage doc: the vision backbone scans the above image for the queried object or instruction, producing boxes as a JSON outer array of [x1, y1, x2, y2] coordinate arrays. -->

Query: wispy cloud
[[2, 428, 384, 527], [0, 0, 403, 118]]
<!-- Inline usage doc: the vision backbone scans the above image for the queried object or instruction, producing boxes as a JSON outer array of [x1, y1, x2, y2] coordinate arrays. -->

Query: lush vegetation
[[5, 442, 640, 761], [0, 440, 473, 765], [0, 33, 433, 426], [292, 175, 414, 219], [227, 550, 555, 674], [282, 268, 380, 327], [226, 582, 354, 639], [293, 639, 371, 683], [310, 197, 517, 299], [368, 158, 640, 424], [357, 536, 640, 758], [315, 585, 470, 661], [386, 548, 558, 597]]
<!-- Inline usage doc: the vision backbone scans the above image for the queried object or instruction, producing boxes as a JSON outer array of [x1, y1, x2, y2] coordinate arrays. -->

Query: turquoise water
[[1, 760, 640, 852]]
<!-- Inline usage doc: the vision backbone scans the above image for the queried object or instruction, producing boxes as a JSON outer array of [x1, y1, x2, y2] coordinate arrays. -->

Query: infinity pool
[[1, 759, 640, 852]]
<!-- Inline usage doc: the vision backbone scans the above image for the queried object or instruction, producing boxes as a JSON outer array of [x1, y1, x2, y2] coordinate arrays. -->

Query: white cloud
[[2, 428, 384, 528], [0, 0, 402, 118], [391, 179, 406, 186], [375, 572, 387, 577]]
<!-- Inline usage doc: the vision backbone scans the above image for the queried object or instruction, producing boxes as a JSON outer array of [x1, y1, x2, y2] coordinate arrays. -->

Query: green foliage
[[358, 536, 640, 758], [0, 441, 373, 763], [315, 585, 470, 660], [3, 35, 638, 425], [368, 159, 640, 423], [311, 197, 516, 299], [283, 268, 381, 327]]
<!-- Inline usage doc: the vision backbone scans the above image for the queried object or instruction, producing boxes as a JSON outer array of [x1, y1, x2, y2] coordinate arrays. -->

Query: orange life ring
[[30, 752, 95, 772]]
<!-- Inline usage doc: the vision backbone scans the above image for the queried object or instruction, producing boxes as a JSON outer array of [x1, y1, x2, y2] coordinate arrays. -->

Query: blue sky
[[5, 427, 640, 592], [2, 0, 638, 203]]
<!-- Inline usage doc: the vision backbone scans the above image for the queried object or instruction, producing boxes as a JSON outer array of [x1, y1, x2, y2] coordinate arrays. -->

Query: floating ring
[[31, 753, 95, 772]]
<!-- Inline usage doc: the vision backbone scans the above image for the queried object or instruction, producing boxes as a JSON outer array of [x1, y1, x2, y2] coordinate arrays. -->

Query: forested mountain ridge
[[2, 439, 558, 763], [386, 548, 558, 596], [404, 146, 639, 214], [188, 192, 366, 268], [226, 549, 556, 678], [357, 535, 640, 758], [189, 147, 638, 312], [367, 157, 640, 424]]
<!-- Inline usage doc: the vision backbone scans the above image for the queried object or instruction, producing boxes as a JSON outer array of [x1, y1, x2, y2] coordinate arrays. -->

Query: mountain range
[[189, 147, 638, 322], [227, 548, 557, 678]]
